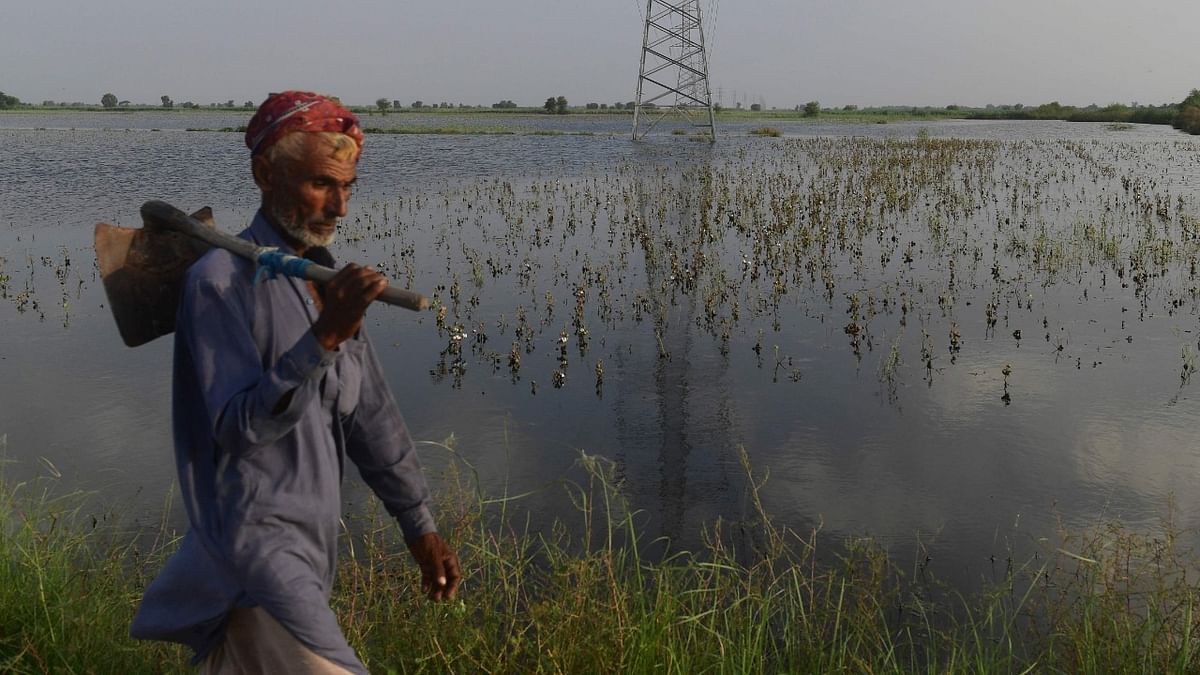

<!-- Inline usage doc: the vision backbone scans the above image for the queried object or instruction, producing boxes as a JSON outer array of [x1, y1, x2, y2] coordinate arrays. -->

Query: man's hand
[[406, 532, 461, 601], [311, 264, 387, 351]]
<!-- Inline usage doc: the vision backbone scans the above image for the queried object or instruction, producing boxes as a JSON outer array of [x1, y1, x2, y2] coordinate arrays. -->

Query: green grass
[[3, 444, 1200, 674], [0, 459, 186, 672]]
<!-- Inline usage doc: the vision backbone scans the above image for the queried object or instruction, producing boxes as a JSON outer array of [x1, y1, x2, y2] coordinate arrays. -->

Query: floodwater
[[3, 111, 1200, 587]]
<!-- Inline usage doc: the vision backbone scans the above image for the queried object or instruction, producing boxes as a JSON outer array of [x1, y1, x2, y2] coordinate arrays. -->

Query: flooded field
[[2, 112, 1200, 585]]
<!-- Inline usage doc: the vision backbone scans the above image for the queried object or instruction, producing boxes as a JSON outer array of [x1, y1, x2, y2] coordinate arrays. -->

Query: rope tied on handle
[[253, 248, 314, 285]]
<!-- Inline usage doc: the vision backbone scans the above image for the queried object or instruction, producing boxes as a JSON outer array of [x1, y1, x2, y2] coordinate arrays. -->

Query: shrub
[[1175, 106, 1200, 135], [749, 127, 782, 137]]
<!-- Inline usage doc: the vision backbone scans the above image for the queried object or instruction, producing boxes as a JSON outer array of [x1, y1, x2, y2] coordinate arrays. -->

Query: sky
[[4, 0, 1198, 110]]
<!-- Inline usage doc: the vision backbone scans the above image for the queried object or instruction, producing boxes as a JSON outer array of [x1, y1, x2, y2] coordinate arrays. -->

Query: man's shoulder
[[185, 238, 253, 289]]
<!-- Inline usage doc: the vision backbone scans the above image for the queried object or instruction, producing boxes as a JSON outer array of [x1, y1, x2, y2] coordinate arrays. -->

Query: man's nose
[[328, 186, 350, 217]]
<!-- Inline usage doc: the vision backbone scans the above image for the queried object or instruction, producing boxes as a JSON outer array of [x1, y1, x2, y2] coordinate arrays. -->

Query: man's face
[[260, 135, 358, 248]]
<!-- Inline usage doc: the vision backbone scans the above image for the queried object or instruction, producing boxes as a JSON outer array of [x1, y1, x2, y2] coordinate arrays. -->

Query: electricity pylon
[[633, 0, 717, 142]]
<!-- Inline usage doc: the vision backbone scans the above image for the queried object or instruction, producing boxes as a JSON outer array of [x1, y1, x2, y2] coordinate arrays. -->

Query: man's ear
[[251, 154, 274, 193]]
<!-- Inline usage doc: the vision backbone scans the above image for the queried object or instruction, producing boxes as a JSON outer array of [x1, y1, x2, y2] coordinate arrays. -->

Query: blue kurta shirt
[[131, 212, 436, 673]]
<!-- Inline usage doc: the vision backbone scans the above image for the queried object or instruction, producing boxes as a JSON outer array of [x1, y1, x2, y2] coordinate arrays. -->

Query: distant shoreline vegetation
[[2, 89, 1198, 135], [964, 89, 1200, 136]]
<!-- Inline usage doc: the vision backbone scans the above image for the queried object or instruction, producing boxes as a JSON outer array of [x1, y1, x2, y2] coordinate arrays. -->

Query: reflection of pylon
[[633, 0, 717, 142]]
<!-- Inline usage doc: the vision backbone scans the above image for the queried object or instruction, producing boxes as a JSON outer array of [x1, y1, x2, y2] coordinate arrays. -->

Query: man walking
[[131, 91, 459, 674]]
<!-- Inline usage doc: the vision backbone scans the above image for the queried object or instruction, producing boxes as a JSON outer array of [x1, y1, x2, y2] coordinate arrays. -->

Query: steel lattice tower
[[633, 0, 717, 141]]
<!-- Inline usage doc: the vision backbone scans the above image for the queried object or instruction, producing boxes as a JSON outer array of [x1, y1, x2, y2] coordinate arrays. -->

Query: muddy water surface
[[2, 112, 1199, 586]]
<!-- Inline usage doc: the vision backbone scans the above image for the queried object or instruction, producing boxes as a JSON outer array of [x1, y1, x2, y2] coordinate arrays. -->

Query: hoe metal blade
[[94, 207, 215, 347]]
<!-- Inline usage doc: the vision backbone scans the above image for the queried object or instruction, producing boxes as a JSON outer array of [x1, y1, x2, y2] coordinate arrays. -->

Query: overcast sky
[[4, 0, 1198, 109]]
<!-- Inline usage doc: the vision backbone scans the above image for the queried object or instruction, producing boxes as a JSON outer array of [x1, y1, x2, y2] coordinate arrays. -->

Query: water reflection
[[610, 161, 744, 545]]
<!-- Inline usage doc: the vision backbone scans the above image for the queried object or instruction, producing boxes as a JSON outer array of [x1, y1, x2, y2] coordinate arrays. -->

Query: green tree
[[555, 96, 568, 114], [1176, 106, 1200, 134], [376, 98, 390, 112], [160, 95, 173, 109], [101, 93, 118, 108], [0, 92, 21, 109], [1034, 101, 1064, 118], [804, 100, 820, 117], [544, 97, 557, 114], [411, 100, 423, 109], [1174, 89, 1200, 135]]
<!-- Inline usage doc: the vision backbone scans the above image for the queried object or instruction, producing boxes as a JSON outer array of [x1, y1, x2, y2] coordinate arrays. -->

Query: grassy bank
[[3, 447, 1199, 673], [0, 460, 186, 671]]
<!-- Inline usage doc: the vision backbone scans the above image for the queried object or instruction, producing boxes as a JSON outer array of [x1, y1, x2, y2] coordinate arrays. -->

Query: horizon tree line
[[1, 89, 1197, 133]]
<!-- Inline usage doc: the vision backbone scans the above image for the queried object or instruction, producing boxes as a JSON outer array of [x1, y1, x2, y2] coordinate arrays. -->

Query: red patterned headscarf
[[245, 91, 364, 158]]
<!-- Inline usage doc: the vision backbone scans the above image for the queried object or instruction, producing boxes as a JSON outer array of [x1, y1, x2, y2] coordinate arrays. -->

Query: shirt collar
[[247, 209, 298, 254]]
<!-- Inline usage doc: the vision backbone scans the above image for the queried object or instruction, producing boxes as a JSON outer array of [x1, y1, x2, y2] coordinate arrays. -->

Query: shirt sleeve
[[343, 334, 438, 540], [181, 274, 336, 453]]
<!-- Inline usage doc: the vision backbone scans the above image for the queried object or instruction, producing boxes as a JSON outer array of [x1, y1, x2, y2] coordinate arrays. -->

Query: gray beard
[[271, 204, 336, 248]]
